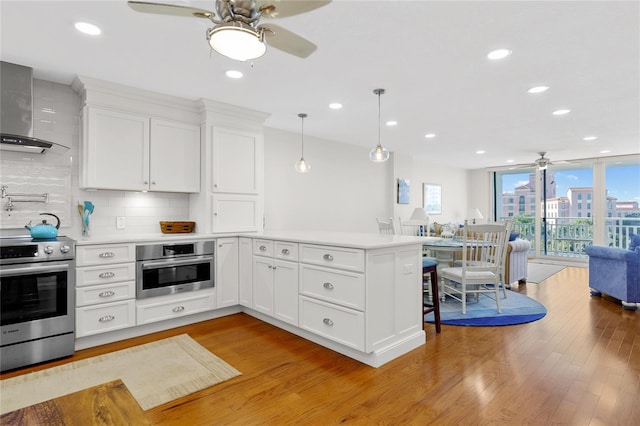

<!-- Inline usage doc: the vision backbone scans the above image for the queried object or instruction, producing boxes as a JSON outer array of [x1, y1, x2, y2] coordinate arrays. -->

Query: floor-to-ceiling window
[[494, 154, 640, 260]]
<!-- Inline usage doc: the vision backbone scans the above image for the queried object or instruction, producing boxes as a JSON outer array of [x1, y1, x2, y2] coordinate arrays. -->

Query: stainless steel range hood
[[1, 61, 70, 154]]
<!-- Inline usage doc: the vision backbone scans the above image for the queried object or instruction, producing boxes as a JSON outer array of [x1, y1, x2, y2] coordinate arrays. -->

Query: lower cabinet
[[299, 296, 365, 351], [76, 300, 136, 337], [136, 289, 215, 325], [216, 237, 239, 308], [253, 239, 299, 326]]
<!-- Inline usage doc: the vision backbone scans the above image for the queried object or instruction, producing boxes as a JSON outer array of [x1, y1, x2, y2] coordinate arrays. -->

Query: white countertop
[[67, 230, 435, 249]]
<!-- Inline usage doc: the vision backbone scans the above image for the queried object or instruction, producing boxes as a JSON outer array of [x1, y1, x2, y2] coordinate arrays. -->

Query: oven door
[[137, 255, 214, 299], [0, 261, 75, 346]]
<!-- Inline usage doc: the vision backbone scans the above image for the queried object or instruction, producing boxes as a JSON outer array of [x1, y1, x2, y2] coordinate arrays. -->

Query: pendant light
[[294, 113, 310, 173], [369, 88, 390, 162]]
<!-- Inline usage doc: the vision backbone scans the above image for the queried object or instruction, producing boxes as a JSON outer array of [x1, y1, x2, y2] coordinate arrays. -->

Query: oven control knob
[[60, 245, 71, 254], [43, 246, 54, 255]]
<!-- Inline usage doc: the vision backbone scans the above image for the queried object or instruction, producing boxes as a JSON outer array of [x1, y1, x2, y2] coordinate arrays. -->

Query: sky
[[501, 164, 640, 202]]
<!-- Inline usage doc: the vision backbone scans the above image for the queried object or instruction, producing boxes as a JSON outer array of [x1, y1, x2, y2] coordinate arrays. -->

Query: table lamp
[[409, 207, 429, 221], [469, 208, 484, 224]]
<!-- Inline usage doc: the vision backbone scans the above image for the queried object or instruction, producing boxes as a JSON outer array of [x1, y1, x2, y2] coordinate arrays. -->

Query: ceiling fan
[[128, 0, 331, 61], [511, 152, 571, 170]]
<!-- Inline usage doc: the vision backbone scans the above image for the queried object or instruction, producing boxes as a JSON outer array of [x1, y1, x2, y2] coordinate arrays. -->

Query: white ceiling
[[1, 0, 638, 169]]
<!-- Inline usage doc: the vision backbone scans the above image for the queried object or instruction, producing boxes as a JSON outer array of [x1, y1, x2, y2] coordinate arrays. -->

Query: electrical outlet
[[116, 216, 126, 229]]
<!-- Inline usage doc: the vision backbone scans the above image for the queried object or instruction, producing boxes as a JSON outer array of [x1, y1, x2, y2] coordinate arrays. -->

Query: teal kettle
[[25, 213, 60, 239]]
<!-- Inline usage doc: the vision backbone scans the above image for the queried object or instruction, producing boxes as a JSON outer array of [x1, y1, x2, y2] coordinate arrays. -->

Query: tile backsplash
[[0, 78, 192, 237]]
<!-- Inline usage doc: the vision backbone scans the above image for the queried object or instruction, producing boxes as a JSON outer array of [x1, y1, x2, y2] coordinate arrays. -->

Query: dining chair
[[422, 257, 441, 333], [440, 220, 512, 314], [376, 217, 395, 235], [398, 217, 430, 237]]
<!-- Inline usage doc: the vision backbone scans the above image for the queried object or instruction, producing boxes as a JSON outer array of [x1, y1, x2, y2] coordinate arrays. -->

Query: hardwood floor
[[3, 266, 639, 424]]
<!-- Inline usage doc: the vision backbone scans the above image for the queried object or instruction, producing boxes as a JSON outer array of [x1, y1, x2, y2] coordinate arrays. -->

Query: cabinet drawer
[[299, 296, 365, 351], [274, 241, 298, 261], [136, 290, 215, 325], [76, 300, 135, 337], [254, 239, 274, 257], [76, 244, 135, 266], [300, 244, 365, 272], [76, 263, 136, 287], [76, 281, 135, 307], [300, 264, 365, 310]]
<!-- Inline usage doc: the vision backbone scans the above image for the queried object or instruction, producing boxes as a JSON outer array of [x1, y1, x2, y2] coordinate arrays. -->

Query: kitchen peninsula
[[73, 231, 426, 368]]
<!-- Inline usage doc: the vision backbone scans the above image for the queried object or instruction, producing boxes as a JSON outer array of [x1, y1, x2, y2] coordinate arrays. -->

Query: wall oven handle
[[0, 263, 69, 277], [140, 256, 213, 270]]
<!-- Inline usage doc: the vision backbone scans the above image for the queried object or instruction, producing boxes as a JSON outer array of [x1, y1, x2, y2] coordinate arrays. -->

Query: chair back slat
[[376, 217, 396, 235], [398, 217, 430, 236]]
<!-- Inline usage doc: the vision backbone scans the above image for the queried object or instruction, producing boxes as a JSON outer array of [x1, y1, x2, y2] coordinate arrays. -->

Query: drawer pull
[[323, 282, 334, 290], [259, 245, 267, 251], [173, 305, 185, 313], [281, 248, 290, 255], [268, 264, 273, 269], [98, 252, 115, 258], [98, 271, 115, 279], [323, 254, 334, 261], [323, 318, 334, 326], [98, 315, 115, 323], [99, 290, 115, 298]]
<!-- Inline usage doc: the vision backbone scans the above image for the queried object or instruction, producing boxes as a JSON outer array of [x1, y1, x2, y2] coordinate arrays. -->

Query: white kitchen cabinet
[[136, 289, 215, 325], [211, 126, 261, 194], [238, 237, 253, 308], [252, 239, 299, 326], [216, 237, 239, 308], [75, 243, 137, 337], [80, 106, 200, 192], [211, 194, 260, 233]]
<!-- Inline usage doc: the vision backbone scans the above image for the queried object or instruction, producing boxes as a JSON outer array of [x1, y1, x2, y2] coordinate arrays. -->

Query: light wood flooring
[[2, 266, 639, 425]]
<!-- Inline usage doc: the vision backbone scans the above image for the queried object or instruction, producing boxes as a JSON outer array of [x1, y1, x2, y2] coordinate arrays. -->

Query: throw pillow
[[433, 222, 442, 236], [509, 232, 520, 241], [629, 233, 640, 251]]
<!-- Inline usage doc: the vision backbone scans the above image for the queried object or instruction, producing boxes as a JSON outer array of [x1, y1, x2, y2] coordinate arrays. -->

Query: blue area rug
[[424, 290, 547, 326]]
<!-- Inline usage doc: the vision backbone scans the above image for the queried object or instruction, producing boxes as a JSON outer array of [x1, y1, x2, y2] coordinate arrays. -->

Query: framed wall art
[[423, 183, 442, 215], [397, 178, 410, 204]]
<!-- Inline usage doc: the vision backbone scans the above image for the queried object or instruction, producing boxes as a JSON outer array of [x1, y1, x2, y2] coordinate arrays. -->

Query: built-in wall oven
[[0, 236, 75, 371], [136, 240, 214, 299]]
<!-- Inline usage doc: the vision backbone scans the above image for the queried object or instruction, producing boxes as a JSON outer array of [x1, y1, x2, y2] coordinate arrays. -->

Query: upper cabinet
[[73, 76, 201, 193], [211, 126, 261, 194], [190, 100, 269, 233]]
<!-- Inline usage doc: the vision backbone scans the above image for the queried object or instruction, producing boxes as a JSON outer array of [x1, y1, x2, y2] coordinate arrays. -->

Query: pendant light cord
[[377, 91, 381, 147]]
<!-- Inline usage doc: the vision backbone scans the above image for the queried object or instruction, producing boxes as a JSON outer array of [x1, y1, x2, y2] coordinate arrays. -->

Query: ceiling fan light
[[208, 22, 266, 61]]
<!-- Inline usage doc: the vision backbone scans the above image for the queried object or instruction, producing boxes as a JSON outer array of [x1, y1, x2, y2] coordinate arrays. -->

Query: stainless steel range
[[0, 236, 75, 371]]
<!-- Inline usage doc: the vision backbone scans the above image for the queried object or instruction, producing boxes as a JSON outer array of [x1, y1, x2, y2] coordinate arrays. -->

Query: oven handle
[[140, 256, 213, 270], [0, 263, 69, 277]]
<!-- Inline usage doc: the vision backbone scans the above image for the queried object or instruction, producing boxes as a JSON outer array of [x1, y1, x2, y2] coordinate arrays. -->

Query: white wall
[[392, 152, 470, 227], [263, 127, 392, 233]]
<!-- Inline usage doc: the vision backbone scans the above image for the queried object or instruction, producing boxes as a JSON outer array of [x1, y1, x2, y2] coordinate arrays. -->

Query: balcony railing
[[505, 217, 640, 257]]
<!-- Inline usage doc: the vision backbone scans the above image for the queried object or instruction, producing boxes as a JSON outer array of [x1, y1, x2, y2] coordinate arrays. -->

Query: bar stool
[[423, 258, 441, 333]]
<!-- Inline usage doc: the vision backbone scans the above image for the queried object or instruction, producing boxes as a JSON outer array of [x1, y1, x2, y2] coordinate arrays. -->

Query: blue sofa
[[585, 245, 640, 310]]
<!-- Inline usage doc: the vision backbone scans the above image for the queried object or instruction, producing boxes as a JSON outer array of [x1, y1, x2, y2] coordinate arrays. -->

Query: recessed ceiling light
[[583, 136, 598, 141], [600, 150, 611, 154], [225, 70, 243, 79], [74, 22, 101, 36], [528, 86, 549, 94], [328, 103, 342, 110], [424, 133, 436, 139], [506, 159, 515, 163], [476, 150, 486, 155], [386, 120, 398, 127], [487, 49, 512, 60], [552, 109, 571, 115]]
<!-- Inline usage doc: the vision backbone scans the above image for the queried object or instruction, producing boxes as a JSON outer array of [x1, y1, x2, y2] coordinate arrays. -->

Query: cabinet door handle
[[259, 245, 267, 251], [98, 271, 115, 279], [323, 318, 334, 326], [99, 290, 115, 298], [323, 254, 334, 261], [144, 181, 149, 185], [98, 252, 115, 258], [98, 315, 115, 323], [151, 181, 156, 185], [268, 264, 273, 269], [281, 248, 290, 255], [323, 282, 334, 290], [172, 305, 185, 313]]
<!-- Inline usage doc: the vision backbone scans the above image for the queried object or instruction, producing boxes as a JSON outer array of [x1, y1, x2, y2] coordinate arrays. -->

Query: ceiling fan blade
[[128, 1, 214, 19], [259, 0, 331, 18], [260, 24, 317, 58]]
